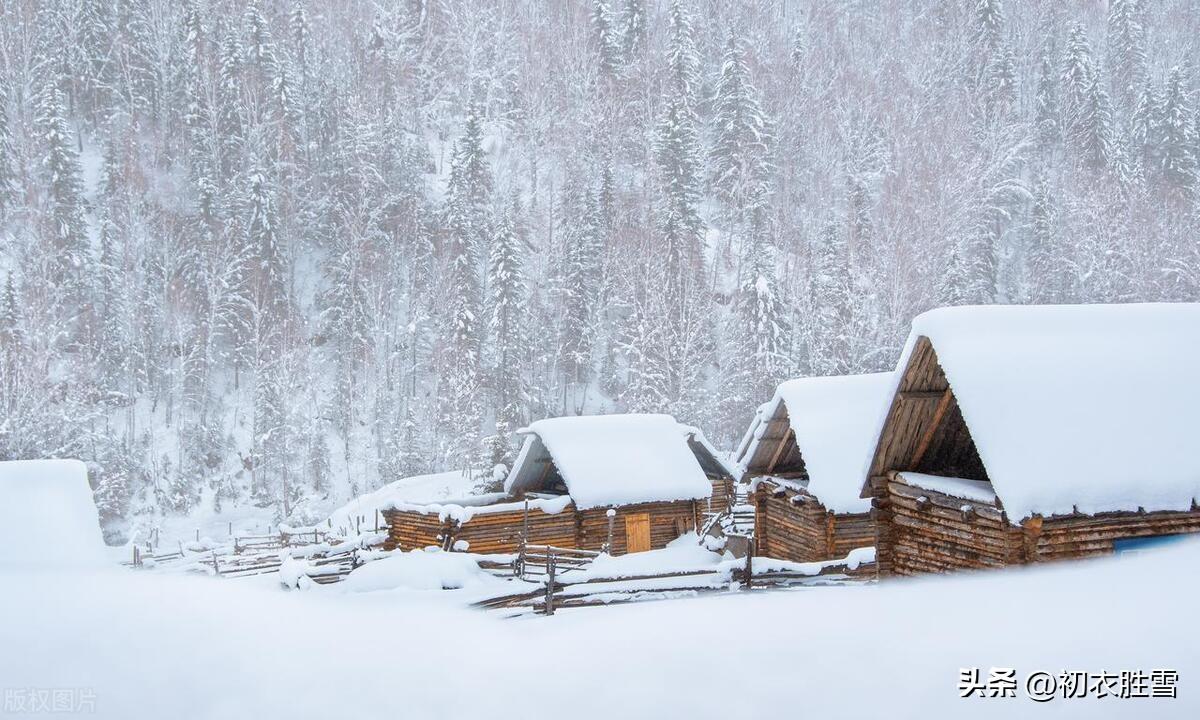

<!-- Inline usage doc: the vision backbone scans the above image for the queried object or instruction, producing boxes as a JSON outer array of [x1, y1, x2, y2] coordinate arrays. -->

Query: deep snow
[[2, 539, 1197, 719]]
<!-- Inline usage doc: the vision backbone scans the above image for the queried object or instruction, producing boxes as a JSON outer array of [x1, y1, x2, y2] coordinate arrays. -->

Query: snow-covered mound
[[327, 470, 480, 532], [340, 549, 503, 593], [577, 533, 724, 580], [0, 459, 107, 569]]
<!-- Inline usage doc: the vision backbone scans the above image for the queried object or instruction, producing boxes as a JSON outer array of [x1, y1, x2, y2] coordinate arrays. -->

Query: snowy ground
[[2, 540, 1197, 718]]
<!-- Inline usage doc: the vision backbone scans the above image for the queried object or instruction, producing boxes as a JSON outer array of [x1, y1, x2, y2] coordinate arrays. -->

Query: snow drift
[[0, 459, 107, 569]]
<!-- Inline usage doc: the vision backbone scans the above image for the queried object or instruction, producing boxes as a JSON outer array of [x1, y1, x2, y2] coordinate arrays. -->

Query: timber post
[[743, 540, 754, 590], [604, 508, 615, 554], [544, 551, 556, 616], [1022, 515, 1044, 563]]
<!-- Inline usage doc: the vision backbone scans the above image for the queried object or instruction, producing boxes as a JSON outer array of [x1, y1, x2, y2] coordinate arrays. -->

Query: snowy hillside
[[1, 0, 1198, 539]]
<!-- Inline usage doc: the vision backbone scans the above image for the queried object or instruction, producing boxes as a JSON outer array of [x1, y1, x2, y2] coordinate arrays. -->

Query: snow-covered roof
[[327, 470, 486, 531], [0, 460, 108, 569], [505, 414, 715, 510], [870, 303, 1200, 520], [735, 373, 892, 514]]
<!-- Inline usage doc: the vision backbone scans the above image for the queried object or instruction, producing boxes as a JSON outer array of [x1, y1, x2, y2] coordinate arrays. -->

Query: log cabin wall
[[753, 481, 873, 564], [1029, 510, 1200, 562], [878, 475, 1023, 577], [383, 509, 451, 551], [384, 499, 700, 555]]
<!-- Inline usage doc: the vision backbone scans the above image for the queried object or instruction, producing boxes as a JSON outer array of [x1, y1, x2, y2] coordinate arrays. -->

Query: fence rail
[[477, 546, 874, 616]]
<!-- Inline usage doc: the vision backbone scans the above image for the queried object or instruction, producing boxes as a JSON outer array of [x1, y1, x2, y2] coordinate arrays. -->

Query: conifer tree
[[73, 0, 113, 123], [1158, 66, 1196, 194], [0, 84, 17, 222], [620, 0, 646, 62], [36, 82, 90, 316], [590, 0, 621, 77], [441, 107, 491, 471], [1034, 49, 1060, 156], [709, 36, 773, 219], [487, 199, 528, 464], [113, 0, 159, 119], [1106, 0, 1147, 116]]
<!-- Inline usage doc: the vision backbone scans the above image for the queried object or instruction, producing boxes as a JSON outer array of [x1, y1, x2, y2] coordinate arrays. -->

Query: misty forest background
[[0, 0, 1197, 537]]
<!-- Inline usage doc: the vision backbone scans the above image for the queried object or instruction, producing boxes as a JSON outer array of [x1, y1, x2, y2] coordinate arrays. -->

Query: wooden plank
[[907, 388, 954, 469], [765, 427, 794, 474]]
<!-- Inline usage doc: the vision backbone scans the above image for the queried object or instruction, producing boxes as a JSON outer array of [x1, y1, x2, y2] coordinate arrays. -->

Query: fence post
[[743, 540, 754, 590], [515, 538, 526, 580], [132, 545, 139, 567], [544, 550, 556, 616], [604, 509, 616, 554]]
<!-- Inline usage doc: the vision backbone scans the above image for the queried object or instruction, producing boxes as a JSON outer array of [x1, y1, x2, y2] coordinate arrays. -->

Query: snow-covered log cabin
[[734, 374, 889, 567], [381, 414, 735, 555], [861, 303, 1200, 577]]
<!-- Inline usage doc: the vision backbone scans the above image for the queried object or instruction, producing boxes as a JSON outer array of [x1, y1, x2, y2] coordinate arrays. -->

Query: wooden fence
[[475, 546, 874, 616]]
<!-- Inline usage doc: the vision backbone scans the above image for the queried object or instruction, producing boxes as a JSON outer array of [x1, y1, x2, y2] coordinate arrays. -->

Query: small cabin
[[382, 414, 734, 555], [734, 374, 889, 567], [861, 303, 1200, 577]]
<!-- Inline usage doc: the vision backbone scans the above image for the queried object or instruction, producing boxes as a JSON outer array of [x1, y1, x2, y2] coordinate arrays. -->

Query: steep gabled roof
[[505, 414, 715, 510], [863, 303, 1200, 520], [736, 374, 892, 514]]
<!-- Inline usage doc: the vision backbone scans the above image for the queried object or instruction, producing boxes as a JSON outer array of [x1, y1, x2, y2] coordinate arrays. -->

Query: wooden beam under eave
[[907, 388, 954, 470], [897, 390, 947, 401], [765, 427, 794, 474]]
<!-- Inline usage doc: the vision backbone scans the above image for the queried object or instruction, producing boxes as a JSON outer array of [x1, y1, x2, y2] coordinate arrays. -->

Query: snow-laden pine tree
[[113, 0, 159, 120], [217, 31, 246, 185], [73, 0, 113, 124], [1157, 66, 1196, 195], [974, 0, 1005, 50], [1025, 173, 1072, 303], [1106, 0, 1147, 118], [487, 199, 528, 467], [709, 36, 773, 232], [557, 177, 603, 409], [440, 107, 491, 472], [36, 82, 90, 323], [716, 202, 790, 443], [620, 0, 646, 63], [653, 0, 712, 422], [1062, 25, 1112, 170], [0, 84, 17, 222], [1129, 79, 1162, 180], [591, 0, 621, 77], [1034, 48, 1060, 157], [0, 274, 21, 404], [808, 217, 851, 375]]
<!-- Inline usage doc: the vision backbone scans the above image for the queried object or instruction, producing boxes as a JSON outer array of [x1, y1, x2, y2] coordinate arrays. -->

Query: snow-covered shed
[[0, 459, 107, 569], [381, 414, 734, 555], [734, 374, 890, 564], [861, 303, 1200, 577]]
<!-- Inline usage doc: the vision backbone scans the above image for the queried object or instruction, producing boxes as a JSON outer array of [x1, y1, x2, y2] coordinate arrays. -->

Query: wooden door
[[624, 513, 651, 553]]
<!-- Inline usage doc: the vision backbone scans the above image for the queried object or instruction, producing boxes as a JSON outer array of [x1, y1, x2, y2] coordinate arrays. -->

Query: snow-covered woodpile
[[736, 374, 888, 566], [863, 304, 1200, 577], [383, 415, 731, 556]]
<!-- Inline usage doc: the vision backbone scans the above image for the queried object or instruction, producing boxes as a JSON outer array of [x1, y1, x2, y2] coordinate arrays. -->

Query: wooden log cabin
[[733, 374, 890, 568], [382, 414, 736, 555], [861, 303, 1200, 577]]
